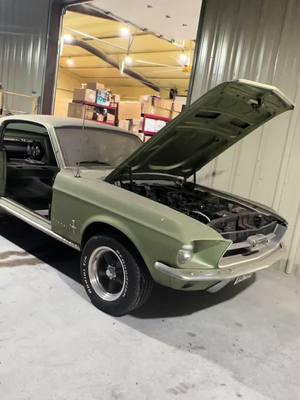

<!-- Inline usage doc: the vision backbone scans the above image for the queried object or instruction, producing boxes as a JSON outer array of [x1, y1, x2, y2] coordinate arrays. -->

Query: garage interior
[[1, 0, 300, 399], [54, 5, 195, 140]]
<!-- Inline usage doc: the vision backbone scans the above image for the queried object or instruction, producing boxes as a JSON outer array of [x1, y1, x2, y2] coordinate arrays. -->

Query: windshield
[[55, 126, 142, 167]]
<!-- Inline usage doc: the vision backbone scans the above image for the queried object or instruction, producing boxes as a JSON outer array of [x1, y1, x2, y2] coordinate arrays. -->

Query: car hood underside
[[106, 79, 294, 182]]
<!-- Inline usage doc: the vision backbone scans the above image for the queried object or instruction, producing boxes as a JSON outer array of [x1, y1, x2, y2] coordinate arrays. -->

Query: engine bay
[[121, 180, 279, 243]]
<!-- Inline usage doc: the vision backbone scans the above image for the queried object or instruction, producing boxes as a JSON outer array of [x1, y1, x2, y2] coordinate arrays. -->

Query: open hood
[[106, 80, 294, 181]]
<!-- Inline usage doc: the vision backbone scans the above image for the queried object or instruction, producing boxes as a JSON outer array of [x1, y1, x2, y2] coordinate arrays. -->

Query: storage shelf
[[95, 121, 115, 126], [142, 113, 171, 122], [72, 100, 117, 111], [141, 113, 171, 137]]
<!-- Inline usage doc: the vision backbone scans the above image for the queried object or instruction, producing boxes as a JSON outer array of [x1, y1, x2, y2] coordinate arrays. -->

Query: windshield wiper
[[80, 160, 111, 166]]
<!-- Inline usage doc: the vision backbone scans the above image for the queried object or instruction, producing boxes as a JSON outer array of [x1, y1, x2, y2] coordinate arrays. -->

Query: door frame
[[42, 0, 88, 114]]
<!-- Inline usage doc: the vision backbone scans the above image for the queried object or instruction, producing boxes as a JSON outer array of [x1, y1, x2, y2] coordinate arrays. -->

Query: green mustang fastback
[[0, 80, 294, 315]]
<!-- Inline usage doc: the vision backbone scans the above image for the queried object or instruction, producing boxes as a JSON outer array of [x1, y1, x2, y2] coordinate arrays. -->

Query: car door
[[0, 118, 59, 217]]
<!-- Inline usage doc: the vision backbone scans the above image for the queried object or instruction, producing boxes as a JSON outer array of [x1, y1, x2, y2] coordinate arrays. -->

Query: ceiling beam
[[67, 4, 115, 21], [60, 49, 185, 58], [60, 65, 181, 70], [82, 32, 149, 41], [77, 77, 190, 80], [69, 39, 160, 92]]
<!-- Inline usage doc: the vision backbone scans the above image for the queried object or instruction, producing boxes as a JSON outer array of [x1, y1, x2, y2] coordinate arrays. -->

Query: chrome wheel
[[88, 246, 126, 301]]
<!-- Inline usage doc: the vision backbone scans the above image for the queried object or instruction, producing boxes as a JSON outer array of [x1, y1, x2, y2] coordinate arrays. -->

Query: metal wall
[[0, 0, 52, 114], [190, 0, 300, 275]]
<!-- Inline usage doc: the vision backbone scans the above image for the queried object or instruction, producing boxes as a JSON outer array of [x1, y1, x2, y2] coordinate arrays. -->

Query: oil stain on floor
[[0, 250, 41, 268]]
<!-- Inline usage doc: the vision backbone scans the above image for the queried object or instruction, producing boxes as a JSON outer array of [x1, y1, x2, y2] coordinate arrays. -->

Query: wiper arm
[[80, 160, 111, 166]]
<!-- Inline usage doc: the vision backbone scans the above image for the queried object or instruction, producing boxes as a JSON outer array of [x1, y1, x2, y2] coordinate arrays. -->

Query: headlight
[[177, 244, 194, 265]]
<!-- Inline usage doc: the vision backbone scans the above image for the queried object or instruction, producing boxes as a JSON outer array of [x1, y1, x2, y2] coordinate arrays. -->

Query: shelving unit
[[72, 99, 119, 126], [141, 113, 171, 142]]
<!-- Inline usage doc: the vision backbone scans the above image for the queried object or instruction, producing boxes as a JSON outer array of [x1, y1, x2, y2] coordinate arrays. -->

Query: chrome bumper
[[154, 243, 286, 282]]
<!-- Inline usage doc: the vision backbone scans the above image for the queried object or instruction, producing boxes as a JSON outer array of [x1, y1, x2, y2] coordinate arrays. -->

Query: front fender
[[51, 170, 229, 284]]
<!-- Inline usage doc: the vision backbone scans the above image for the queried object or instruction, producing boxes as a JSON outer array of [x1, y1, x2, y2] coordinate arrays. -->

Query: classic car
[[0, 79, 294, 315]]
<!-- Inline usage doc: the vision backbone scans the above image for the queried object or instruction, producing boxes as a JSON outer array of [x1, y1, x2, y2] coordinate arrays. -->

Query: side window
[[3, 121, 57, 166]]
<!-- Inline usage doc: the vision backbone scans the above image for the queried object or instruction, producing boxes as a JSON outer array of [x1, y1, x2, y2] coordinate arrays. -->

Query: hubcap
[[88, 246, 126, 301]]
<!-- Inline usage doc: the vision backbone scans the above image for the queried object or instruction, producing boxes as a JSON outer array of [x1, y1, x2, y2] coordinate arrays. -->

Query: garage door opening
[[54, 3, 198, 141]]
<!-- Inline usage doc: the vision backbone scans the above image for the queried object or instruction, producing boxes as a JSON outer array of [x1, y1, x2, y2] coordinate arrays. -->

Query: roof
[[0, 114, 131, 134]]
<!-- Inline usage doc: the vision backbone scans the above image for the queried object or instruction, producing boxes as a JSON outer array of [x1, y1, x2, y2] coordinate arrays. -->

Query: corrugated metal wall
[[190, 0, 300, 275], [0, 0, 51, 114]]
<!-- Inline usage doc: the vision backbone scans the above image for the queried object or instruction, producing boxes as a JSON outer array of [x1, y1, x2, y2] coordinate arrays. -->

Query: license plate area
[[234, 273, 253, 285]]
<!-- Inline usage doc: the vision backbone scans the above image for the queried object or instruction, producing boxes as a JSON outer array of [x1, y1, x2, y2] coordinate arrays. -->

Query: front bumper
[[154, 242, 285, 286]]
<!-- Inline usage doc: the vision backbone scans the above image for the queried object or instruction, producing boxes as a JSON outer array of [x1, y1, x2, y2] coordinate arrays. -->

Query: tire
[[80, 234, 153, 316]]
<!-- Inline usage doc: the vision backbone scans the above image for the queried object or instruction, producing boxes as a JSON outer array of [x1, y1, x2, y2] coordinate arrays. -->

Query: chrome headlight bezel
[[177, 244, 194, 265]]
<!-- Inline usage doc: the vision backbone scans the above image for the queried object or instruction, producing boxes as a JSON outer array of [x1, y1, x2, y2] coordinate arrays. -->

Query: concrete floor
[[0, 215, 300, 400]]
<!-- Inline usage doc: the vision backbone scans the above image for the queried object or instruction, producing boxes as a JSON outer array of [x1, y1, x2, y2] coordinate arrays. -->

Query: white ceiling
[[90, 0, 202, 40]]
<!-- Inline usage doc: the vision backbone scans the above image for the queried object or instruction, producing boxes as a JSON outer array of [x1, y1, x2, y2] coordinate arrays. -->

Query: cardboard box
[[118, 101, 141, 120], [129, 118, 141, 134], [86, 82, 105, 91], [68, 103, 94, 119], [151, 106, 171, 119], [173, 96, 187, 113], [172, 111, 180, 119], [155, 98, 173, 111], [118, 120, 130, 130], [171, 110, 180, 119], [140, 95, 154, 114], [111, 94, 121, 103], [141, 102, 154, 115], [97, 113, 105, 122], [106, 112, 116, 124], [73, 88, 96, 104], [96, 90, 110, 106]]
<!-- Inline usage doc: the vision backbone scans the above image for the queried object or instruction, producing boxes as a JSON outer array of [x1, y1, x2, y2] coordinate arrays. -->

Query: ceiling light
[[120, 60, 125, 75], [63, 34, 74, 44], [124, 55, 133, 66], [66, 57, 75, 67], [119, 26, 130, 38], [178, 53, 189, 67]]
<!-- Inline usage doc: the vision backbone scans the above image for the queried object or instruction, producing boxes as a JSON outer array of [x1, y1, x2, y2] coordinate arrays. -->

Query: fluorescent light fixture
[[119, 26, 130, 38], [178, 52, 189, 67], [120, 60, 125, 75], [66, 58, 75, 67], [63, 34, 74, 44], [124, 55, 133, 66]]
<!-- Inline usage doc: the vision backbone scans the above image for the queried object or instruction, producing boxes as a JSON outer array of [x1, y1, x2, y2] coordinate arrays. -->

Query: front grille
[[221, 223, 286, 261], [221, 221, 277, 244]]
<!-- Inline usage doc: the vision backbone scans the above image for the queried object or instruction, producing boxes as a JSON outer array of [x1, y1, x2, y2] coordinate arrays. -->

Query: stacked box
[[140, 95, 173, 118], [171, 110, 180, 119], [73, 88, 96, 104], [129, 118, 142, 134], [86, 82, 105, 91], [118, 120, 130, 130], [173, 96, 186, 113], [96, 90, 110, 106], [111, 94, 121, 103], [106, 112, 116, 124], [118, 102, 141, 120], [68, 103, 94, 119]]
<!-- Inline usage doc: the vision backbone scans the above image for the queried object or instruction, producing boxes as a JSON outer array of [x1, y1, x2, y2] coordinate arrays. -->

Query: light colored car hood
[[106, 79, 294, 181]]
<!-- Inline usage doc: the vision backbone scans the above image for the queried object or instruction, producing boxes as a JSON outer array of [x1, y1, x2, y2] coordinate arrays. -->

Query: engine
[[121, 181, 278, 243]]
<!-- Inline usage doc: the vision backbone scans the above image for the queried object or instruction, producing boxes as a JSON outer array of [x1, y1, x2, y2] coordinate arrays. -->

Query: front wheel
[[80, 234, 153, 316]]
